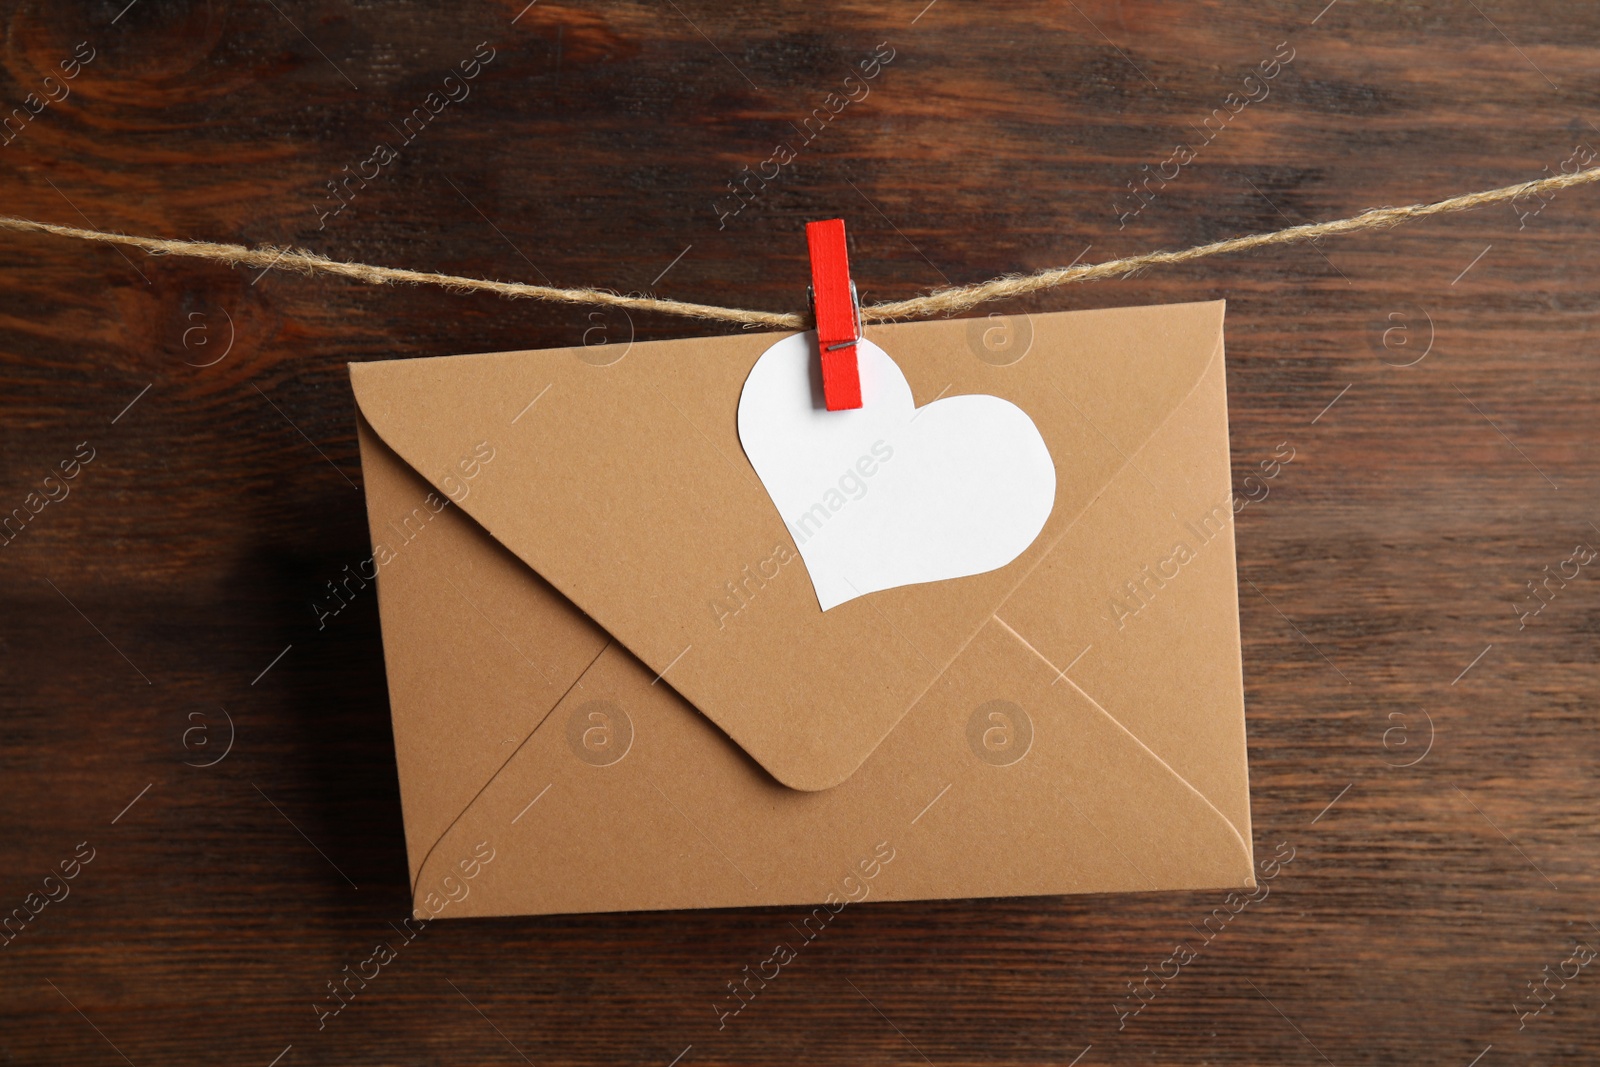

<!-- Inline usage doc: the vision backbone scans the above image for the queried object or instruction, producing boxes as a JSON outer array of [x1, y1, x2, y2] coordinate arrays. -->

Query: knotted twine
[[1, 164, 1596, 330]]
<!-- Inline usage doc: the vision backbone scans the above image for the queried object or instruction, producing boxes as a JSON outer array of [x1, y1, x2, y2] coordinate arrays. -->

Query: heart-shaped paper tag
[[738, 332, 1056, 610]]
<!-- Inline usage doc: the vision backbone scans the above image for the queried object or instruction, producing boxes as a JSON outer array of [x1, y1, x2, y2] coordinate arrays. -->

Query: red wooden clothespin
[[805, 218, 863, 411]]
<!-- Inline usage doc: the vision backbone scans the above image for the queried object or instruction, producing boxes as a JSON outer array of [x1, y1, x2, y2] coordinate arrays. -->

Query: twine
[[2, 164, 1596, 329]]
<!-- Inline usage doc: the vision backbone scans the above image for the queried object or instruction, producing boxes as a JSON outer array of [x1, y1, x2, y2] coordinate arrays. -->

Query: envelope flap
[[349, 301, 1225, 790]]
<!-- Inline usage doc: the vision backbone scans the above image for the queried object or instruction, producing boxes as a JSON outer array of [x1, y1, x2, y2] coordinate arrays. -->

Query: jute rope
[[2, 164, 1596, 329]]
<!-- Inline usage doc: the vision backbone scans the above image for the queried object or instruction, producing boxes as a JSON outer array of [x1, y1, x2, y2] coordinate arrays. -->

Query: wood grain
[[2, 0, 1598, 1064]]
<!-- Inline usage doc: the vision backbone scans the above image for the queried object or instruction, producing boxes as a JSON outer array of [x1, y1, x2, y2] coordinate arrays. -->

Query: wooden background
[[2, 0, 1598, 1064]]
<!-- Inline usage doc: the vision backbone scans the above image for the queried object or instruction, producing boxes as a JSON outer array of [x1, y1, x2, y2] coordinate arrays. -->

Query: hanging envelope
[[349, 299, 1254, 919]]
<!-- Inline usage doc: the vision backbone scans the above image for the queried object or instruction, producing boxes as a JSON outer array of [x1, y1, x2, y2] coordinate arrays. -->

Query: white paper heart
[[738, 332, 1056, 611]]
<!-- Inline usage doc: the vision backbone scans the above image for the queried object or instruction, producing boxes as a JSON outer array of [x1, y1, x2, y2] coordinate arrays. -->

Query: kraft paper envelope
[[349, 300, 1254, 919]]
